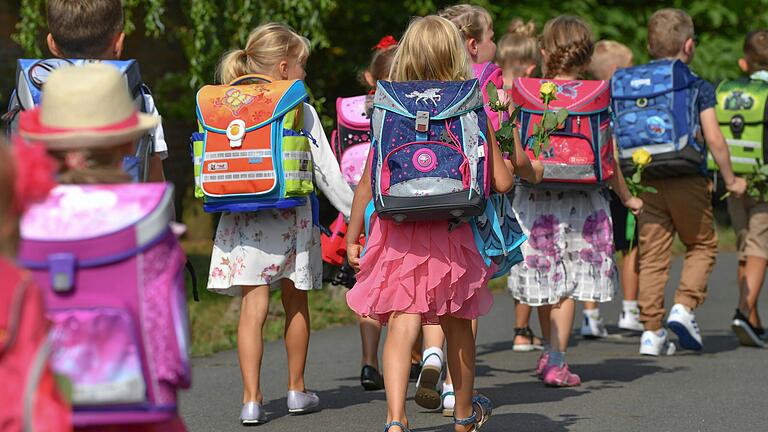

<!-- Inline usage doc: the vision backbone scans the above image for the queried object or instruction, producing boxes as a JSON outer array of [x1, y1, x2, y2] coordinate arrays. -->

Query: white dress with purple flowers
[[507, 186, 617, 306], [207, 105, 354, 296]]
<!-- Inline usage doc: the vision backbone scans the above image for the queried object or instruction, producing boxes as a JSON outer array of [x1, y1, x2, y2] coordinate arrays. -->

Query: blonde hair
[[216, 22, 311, 83], [0, 141, 19, 257], [541, 15, 594, 78], [438, 4, 492, 42], [647, 9, 694, 59], [496, 19, 539, 77], [391, 15, 473, 82], [588, 40, 634, 80], [51, 145, 133, 184]]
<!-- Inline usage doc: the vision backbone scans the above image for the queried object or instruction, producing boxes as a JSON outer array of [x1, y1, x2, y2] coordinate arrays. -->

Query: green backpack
[[710, 78, 768, 173]]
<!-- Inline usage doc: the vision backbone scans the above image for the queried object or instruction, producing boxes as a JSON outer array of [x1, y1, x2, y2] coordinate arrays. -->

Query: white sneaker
[[580, 311, 608, 338], [667, 304, 703, 351], [618, 307, 644, 332], [640, 329, 677, 356]]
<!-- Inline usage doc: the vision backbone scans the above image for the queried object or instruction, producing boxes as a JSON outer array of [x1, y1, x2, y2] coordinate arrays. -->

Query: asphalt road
[[180, 253, 768, 431]]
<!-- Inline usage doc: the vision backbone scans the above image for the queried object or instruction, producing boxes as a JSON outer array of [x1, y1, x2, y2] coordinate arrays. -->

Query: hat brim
[[19, 110, 160, 150]]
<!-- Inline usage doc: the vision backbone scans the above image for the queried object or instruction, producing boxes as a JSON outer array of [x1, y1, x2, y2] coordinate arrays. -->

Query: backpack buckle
[[415, 111, 430, 133], [226, 119, 246, 148], [48, 253, 76, 292]]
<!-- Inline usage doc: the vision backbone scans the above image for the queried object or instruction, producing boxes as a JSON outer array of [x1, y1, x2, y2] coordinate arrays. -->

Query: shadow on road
[[408, 413, 584, 432]]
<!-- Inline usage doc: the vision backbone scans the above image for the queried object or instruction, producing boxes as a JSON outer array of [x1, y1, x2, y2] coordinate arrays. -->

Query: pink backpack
[[512, 78, 614, 185], [331, 95, 371, 185], [472, 62, 508, 131], [17, 183, 191, 427], [0, 258, 71, 432]]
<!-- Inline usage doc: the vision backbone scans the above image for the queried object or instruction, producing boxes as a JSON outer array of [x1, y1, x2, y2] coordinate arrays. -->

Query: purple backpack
[[370, 79, 490, 222], [18, 183, 191, 427]]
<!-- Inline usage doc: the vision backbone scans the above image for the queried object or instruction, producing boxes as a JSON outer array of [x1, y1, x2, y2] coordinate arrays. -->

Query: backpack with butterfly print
[[512, 77, 614, 186], [192, 74, 314, 213]]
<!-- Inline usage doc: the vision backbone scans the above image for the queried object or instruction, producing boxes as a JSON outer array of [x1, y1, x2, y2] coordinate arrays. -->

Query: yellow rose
[[540, 82, 557, 101], [632, 148, 652, 167]]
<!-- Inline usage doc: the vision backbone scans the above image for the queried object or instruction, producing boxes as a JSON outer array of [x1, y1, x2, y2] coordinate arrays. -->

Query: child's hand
[[347, 243, 363, 272], [726, 176, 747, 197], [624, 196, 644, 216]]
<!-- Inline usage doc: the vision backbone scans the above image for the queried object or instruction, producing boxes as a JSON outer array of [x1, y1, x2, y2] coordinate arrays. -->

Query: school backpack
[[17, 183, 191, 427], [710, 77, 768, 173], [370, 79, 490, 222], [193, 75, 313, 213], [611, 59, 704, 177], [331, 95, 372, 185], [0, 258, 72, 432], [512, 77, 614, 185], [472, 62, 508, 131], [4, 58, 155, 182]]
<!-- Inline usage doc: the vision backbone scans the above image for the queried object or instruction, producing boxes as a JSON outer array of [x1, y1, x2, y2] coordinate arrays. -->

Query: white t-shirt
[[142, 93, 168, 160]]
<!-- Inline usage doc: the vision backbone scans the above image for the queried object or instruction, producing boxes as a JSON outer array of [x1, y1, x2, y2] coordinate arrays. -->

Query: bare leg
[[444, 319, 478, 386], [537, 305, 552, 345], [411, 331, 423, 365], [583, 301, 598, 310], [514, 301, 542, 345], [739, 256, 767, 329], [238, 285, 270, 403], [622, 247, 640, 301], [359, 316, 382, 369], [383, 313, 422, 430], [440, 315, 477, 432], [281, 280, 309, 392], [549, 298, 576, 352]]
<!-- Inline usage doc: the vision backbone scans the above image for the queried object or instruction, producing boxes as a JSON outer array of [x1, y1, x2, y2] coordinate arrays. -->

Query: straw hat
[[18, 63, 159, 150]]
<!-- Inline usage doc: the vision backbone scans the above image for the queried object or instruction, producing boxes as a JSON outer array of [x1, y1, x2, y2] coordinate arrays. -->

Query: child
[[0, 141, 70, 432], [418, 5, 542, 416], [357, 38, 400, 391], [496, 19, 539, 90], [345, 15, 520, 432], [496, 18, 548, 352], [206, 23, 354, 424], [507, 15, 643, 387], [581, 40, 642, 336], [44, 0, 167, 182], [724, 30, 768, 347], [633, 9, 746, 355]]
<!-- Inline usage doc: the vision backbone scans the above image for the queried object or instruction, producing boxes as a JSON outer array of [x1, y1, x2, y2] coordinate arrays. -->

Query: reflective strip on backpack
[[726, 139, 761, 149], [203, 171, 276, 182], [284, 151, 311, 161], [204, 150, 273, 160], [285, 171, 313, 180], [730, 156, 762, 166]]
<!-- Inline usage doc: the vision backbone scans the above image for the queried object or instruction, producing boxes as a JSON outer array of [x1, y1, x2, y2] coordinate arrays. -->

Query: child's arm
[[488, 120, 515, 193], [701, 108, 747, 196], [509, 132, 544, 184], [607, 140, 642, 215], [147, 155, 166, 182], [346, 163, 372, 272]]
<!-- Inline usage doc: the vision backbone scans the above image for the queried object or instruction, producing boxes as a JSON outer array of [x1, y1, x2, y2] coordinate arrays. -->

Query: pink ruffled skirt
[[346, 217, 493, 325]]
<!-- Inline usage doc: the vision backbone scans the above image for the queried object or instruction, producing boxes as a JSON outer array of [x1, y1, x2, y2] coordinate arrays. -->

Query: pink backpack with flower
[[512, 77, 614, 185]]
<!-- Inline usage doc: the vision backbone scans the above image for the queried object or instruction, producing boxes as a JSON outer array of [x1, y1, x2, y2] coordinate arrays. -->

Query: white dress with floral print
[[207, 104, 354, 296]]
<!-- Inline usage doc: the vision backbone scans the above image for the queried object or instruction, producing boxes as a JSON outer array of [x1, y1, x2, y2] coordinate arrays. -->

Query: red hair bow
[[11, 138, 57, 214], [374, 35, 398, 51]]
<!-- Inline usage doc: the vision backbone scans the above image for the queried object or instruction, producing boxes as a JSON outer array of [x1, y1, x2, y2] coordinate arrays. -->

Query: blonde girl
[[507, 15, 642, 387], [346, 15, 521, 432], [208, 23, 354, 424], [496, 19, 540, 89]]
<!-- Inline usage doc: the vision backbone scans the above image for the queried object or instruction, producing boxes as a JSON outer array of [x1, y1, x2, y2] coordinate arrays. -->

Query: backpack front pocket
[[48, 308, 146, 406], [615, 106, 677, 149], [534, 133, 598, 182], [381, 141, 469, 197]]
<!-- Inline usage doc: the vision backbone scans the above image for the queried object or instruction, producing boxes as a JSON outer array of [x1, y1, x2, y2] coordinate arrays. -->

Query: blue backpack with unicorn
[[4, 59, 155, 182], [369, 79, 490, 222], [611, 59, 705, 178]]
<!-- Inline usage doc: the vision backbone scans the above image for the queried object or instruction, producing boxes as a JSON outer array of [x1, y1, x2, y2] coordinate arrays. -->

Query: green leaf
[[643, 186, 658, 194], [631, 171, 642, 184], [486, 81, 499, 105], [556, 108, 569, 126], [542, 111, 558, 130]]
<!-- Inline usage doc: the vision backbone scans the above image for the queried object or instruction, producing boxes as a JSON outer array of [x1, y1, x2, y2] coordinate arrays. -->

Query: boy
[[727, 30, 768, 347], [581, 40, 644, 338], [635, 9, 746, 355], [45, 0, 167, 182]]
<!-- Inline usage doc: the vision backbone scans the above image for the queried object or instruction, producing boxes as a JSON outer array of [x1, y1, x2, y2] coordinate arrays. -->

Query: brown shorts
[[727, 196, 768, 261]]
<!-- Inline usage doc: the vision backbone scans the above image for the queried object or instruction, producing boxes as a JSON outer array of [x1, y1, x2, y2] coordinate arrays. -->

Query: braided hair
[[540, 16, 594, 79]]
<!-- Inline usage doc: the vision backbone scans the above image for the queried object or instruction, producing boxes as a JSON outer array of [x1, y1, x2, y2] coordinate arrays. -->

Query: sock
[[622, 300, 638, 311], [442, 382, 454, 394], [542, 343, 551, 354], [584, 308, 601, 319], [442, 383, 455, 408], [547, 351, 566, 368], [422, 347, 444, 369]]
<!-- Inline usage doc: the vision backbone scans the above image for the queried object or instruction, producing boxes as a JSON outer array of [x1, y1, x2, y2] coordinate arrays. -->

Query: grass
[[183, 221, 737, 357]]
